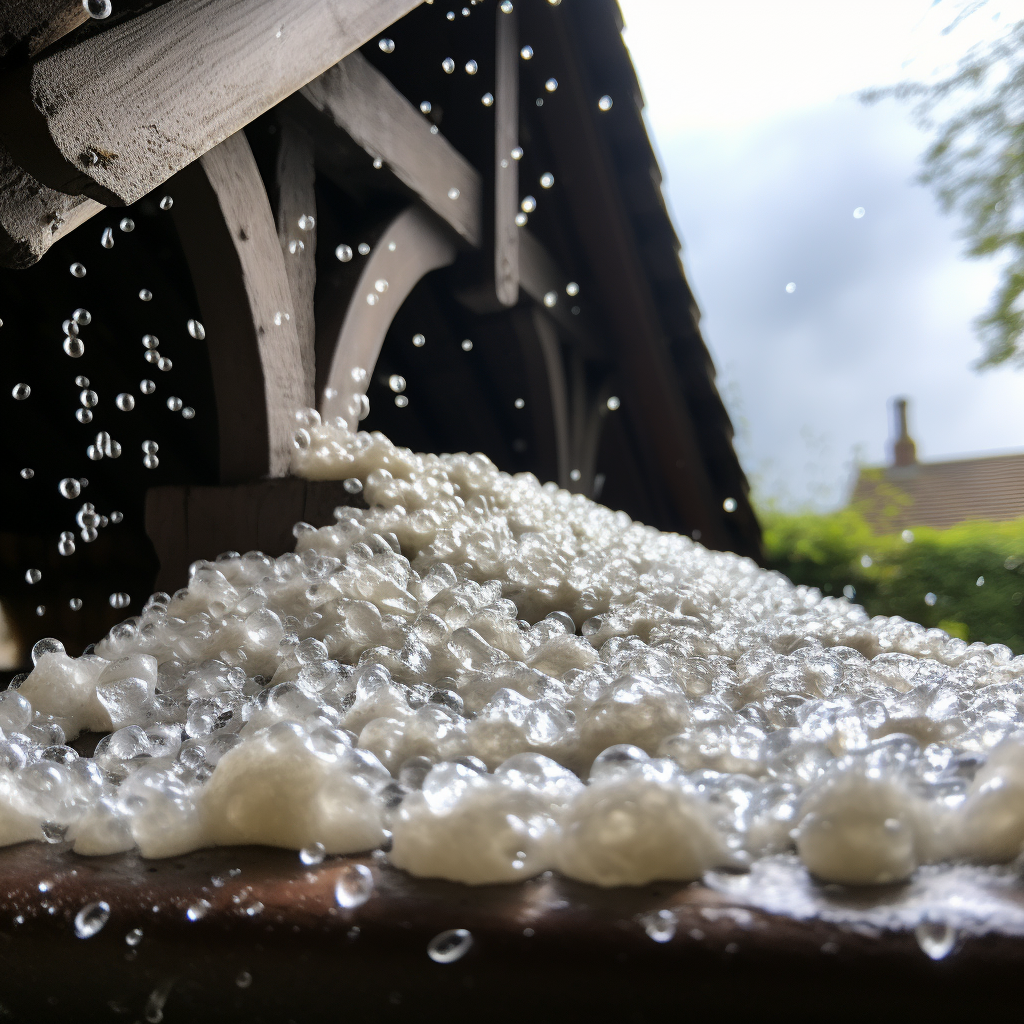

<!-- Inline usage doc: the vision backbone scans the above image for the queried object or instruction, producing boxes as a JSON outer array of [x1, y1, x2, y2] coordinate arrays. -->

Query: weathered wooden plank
[[300, 52, 481, 248], [168, 130, 307, 483], [316, 204, 457, 426], [494, 1, 519, 306], [272, 117, 317, 406], [145, 479, 362, 592], [0, 0, 421, 206], [0, 140, 103, 269]]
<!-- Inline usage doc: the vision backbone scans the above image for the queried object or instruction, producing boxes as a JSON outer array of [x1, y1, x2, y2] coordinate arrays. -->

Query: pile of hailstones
[[6, 420, 1024, 888]]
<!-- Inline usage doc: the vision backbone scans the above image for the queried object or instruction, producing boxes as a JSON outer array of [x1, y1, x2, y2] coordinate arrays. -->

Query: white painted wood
[[0, 0, 421, 205], [318, 204, 456, 426]]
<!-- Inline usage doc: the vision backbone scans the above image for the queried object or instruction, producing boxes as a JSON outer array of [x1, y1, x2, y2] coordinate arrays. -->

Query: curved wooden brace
[[169, 129, 309, 483], [317, 204, 457, 425]]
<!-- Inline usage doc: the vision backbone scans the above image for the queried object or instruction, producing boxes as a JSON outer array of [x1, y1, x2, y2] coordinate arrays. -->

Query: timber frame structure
[[0, 0, 760, 662]]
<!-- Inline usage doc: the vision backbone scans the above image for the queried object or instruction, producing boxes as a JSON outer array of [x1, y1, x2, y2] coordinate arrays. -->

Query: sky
[[618, 0, 1024, 509]]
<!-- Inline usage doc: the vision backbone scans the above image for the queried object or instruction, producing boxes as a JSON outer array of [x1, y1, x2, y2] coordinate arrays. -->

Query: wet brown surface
[[0, 843, 1021, 1022]]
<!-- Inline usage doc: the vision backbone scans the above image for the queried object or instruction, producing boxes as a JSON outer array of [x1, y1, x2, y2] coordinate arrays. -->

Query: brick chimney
[[891, 397, 917, 467]]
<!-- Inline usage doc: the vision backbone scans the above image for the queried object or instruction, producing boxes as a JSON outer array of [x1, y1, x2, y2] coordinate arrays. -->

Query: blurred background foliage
[[760, 505, 1024, 653]]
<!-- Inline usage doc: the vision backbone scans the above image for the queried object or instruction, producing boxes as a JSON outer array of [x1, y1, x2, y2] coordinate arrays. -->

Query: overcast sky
[[619, 0, 1024, 509]]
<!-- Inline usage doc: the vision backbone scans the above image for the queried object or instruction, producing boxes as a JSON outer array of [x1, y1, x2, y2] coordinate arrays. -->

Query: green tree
[[864, 15, 1024, 367]]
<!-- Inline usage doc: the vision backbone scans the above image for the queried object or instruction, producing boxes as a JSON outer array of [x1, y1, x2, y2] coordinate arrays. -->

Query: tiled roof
[[851, 450, 1024, 531]]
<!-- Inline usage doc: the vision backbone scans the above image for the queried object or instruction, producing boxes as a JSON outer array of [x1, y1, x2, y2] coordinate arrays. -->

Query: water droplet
[[465, 60, 478, 74], [73, 309, 91, 326], [427, 928, 473, 963], [116, 393, 135, 412], [69, 598, 83, 611], [70, 263, 86, 278], [140, 379, 156, 395], [598, 95, 613, 111], [74, 901, 110, 938], [481, 92, 494, 106], [606, 395, 620, 411], [166, 396, 183, 412], [412, 333, 426, 347], [500, 0, 513, 11], [638, 909, 677, 943], [378, 37, 395, 53], [139, 289, 153, 301], [126, 927, 143, 947], [343, 477, 363, 494], [12, 383, 31, 400], [442, 57, 455, 74], [357, 243, 371, 256], [83, 0, 112, 19], [25, 568, 41, 584], [58, 532, 76, 557], [187, 319, 205, 340], [520, 45, 533, 59], [514, 398, 525, 409], [388, 375, 406, 393], [119, 217, 135, 233], [785, 282, 796, 294], [448, 187, 460, 200], [299, 843, 326, 866], [723, 497, 737, 512], [59, 478, 81, 499], [520, 196, 536, 213], [915, 922, 956, 960], [461, 339, 473, 351], [511, 147, 523, 160], [109, 593, 130, 610], [298, 214, 315, 231], [101, 227, 115, 249], [182, 406, 195, 420], [853, 207, 866, 219], [540, 172, 554, 189], [159, 195, 174, 211], [543, 290, 557, 307], [335, 244, 353, 262], [20, 468, 33, 480], [186, 899, 210, 921], [334, 864, 374, 908]]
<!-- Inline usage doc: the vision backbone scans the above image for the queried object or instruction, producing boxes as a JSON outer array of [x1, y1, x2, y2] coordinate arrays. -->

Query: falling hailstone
[[914, 922, 957, 961], [109, 593, 131, 610], [187, 319, 206, 340], [20, 468, 33, 480], [394, 395, 408, 408], [545, 78, 558, 92], [465, 60, 478, 74], [167, 397, 183, 412], [126, 928, 144, 947], [116, 393, 135, 412], [785, 282, 796, 294], [299, 843, 326, 866], [76, 409, 93, 424], [520, 45, 533, 59], [598, 95, 613, 111], [101, 227, 115, 249], [236, 971, 252, 989], [74, 901, 110, 939], [63, 337, 85, 358], [427, 928, 473, 964], [25, 569, 41, 584], [358, 243, 371, 256], [335, 245, 353, 262], [723, 497, 737, 512], [12, 383, 30, 400], [139, 289, 153, 301], [59, 478, 81, 499], [378, 37, 395, 53], [334, 863, 374, 908], [58, 533, 76, 557], [566, 281, 579, 296], [461, 339, 473, 351], [853, 207, 866, 219], [514, 398, 525, 409], [638, 909, 677, 943], [140, 380, 156, 395], [186, 899, 211, 922], [69, 598, 82, 611], [159, 196, 174, 211], [82, 0, 112, 19], [70, 263, 86, 278], [543, 291, 557, 308], [540, 172, 554, 188], [298, 214, 315, 231], [119, 217, 135, 233], [501, 0, 513, 10], [448, 188, 460, 200], [481, 93, 494, 106], [182, 407, 195, 420], [606, 395, 620, 410], [412, 334, 425, 347], [73, 309, 91, 325], [388, 375, 406, 393], [343, 478, 363, 495], [442, 57, 455, 74], [520, 196, 536, 213]]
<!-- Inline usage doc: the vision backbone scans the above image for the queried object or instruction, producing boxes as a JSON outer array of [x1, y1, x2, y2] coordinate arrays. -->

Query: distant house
[[850, 398, 1024, 531]]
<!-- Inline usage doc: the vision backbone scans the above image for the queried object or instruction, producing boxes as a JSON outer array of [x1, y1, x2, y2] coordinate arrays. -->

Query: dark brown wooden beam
[[0, 0, 421, 206]]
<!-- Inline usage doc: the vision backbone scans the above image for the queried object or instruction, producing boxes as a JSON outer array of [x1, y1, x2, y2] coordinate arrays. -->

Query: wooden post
[[494, 1, 519, 307], [169, 130, 307, 483]]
